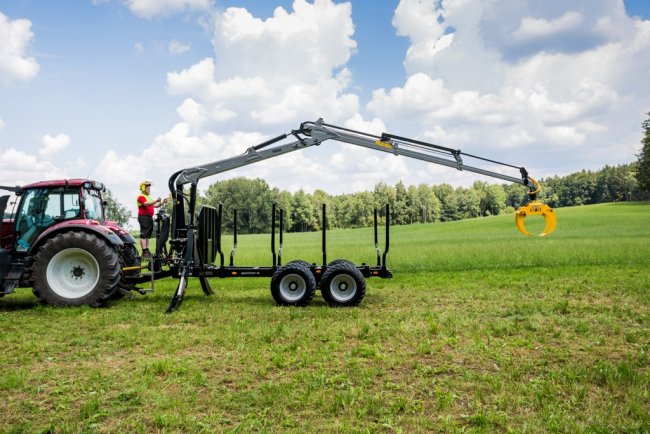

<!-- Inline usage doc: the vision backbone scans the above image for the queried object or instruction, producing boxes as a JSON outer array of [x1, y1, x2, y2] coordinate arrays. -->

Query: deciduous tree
[[103, 189, 131, 226], [636, 112, 650, 194]]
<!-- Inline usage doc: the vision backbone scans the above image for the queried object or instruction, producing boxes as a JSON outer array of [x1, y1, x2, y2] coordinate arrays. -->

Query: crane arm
[[169, 118, 548, 235], [171, 118, 537, 189]]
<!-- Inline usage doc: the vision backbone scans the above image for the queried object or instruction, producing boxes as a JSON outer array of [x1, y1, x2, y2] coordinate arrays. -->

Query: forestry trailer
[[0, 119, 556, 311]]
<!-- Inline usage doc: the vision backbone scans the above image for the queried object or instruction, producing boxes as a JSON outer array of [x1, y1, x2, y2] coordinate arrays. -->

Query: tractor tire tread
[[32, 231, 121, 307]]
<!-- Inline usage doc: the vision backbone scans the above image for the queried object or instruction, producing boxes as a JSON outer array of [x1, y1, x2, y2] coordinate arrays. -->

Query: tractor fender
[[116, 232, 137, 244], [102, 220, 137, 245], [30, 222, 124, 254]]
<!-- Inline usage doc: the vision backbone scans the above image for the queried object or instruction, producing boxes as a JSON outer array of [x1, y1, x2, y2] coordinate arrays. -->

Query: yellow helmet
[[139, 180, 152, 193]]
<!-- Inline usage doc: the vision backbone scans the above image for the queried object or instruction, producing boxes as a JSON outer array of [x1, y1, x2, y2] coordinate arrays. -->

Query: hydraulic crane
[[155, 118, 556, 312]]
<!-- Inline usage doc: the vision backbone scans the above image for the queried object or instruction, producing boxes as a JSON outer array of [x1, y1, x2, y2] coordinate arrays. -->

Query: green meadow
[[1, 202, 649, 433]]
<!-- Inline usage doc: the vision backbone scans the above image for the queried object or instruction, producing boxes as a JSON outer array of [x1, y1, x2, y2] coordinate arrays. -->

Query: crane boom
[[169, 118, 539, 234], [171, 118, 534, 187]]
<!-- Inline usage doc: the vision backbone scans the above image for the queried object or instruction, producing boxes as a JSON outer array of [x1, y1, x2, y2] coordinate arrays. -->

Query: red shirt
[[137, 194, 155, 216]]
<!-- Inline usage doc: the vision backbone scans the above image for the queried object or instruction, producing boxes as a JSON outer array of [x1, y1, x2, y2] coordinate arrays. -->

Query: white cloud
[[369, 0, 650, 177], [90, 126, 267, 213], [0, 116, 5, 131], [40, 134, 71, 157], [134, 42, 145, 54], [0, 148, 66, 186], [169, 39, 191, 54], [165, 0, 359, 133], [514, 11, 584, 41], [0, 12, 39, 85], [211, 1, 356, 82], [343, 114, 386, 136], [123, 0, 212, 19]]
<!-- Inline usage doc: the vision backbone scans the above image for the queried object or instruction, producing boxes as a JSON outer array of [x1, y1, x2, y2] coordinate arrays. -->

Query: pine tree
[[636, 112, 650, 194]]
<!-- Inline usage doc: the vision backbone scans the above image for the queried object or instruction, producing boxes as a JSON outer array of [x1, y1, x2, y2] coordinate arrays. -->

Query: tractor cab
[[1, 180, 107, 253]]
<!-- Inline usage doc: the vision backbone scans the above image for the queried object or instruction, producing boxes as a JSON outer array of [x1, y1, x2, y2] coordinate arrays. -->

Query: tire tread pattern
[[320, 261, 366, 307], [270, 262, 316, 307], [32, 231, 121, 307]]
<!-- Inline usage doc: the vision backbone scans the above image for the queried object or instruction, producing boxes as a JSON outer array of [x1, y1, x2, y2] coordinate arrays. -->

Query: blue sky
[[1, 0, 649, 216]]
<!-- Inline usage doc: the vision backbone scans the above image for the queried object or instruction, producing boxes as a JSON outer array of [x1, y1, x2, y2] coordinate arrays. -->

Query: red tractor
[[0, 179, 140, 306]]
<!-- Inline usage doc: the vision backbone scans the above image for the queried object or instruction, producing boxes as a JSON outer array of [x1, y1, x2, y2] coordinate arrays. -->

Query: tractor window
[[62, 192, 80, 218], [38, 189, 80, 220], [15, 189, 55, 251], [14, 188, 81, 251], [83, 188, 104, 221]]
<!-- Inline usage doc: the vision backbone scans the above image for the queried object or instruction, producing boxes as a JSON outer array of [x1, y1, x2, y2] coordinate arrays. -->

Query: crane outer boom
[[171, 118, 533, 189]]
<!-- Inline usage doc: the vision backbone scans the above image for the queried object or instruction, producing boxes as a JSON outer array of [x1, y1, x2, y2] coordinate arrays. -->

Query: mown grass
[[1, 202, 649, 433]]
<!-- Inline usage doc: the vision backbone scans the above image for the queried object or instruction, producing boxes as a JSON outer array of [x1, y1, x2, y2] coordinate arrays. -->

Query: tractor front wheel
[[32, 232, 121, 307]]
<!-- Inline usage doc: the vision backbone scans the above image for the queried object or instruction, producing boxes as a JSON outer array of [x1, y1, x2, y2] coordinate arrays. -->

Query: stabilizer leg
[[166, 269, 189, 313], [199, 276, 214, 296]]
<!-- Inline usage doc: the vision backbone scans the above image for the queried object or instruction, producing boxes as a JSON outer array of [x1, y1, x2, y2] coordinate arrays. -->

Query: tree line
[[182, 162, 645, 234]]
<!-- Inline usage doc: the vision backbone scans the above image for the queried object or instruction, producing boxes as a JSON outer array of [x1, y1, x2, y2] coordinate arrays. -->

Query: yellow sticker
[[374, 140, 394, 149]]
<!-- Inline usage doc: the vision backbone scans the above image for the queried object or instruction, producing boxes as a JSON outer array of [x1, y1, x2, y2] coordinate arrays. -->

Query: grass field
[[1, 202, 649, 433]]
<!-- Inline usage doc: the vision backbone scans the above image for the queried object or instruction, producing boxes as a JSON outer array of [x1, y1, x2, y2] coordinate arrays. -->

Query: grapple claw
[[515, 201, 557, 237]]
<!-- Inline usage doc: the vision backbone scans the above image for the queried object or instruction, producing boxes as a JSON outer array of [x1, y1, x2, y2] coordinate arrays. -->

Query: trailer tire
[[285, 259, 312, 268], [320, 261, 366, 307], [270, 262, 316, 306], [32, 231, 121, 307], [327, 258, 355, 268]]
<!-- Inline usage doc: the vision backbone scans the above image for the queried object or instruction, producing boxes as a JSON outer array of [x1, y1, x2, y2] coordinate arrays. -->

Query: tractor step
[[1, 261, 26, 295]]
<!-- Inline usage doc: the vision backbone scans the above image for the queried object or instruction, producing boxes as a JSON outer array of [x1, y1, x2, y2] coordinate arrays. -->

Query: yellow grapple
[[515, 177, 557, 237]]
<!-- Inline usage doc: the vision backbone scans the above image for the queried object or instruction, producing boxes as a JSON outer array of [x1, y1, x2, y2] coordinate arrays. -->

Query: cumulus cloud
[[0, 12, 39, 85], [514, 11, 584, 41], [40, 133, 71, 157], [0, 148, 66, 186], [211, 1, 356, 82], [90, 125, 267, 212], [166, 0, 359, 132], [106, 0, 371, 207], [123, 0, 212, 19], [369, 0, 650, 177]]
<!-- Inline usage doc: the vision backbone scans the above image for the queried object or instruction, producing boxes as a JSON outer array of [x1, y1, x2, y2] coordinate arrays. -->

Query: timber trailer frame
[[124, 119, 555, 313]]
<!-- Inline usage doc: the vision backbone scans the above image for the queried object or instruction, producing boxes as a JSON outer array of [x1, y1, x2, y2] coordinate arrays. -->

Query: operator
[[136, 180, 166, 258]]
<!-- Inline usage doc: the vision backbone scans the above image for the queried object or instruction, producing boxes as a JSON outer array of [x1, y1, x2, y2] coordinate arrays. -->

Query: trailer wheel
[[32, 232, 121, 307], [270, 262, 316, 306], [320, 261, 366, 307]]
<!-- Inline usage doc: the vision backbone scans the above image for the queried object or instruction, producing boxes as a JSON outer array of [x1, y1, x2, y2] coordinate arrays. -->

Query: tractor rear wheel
[[270, 262, 316, 306], [32, 232, 121, 307], [114, 243, 141, 298], [320, 261, 366, 307]]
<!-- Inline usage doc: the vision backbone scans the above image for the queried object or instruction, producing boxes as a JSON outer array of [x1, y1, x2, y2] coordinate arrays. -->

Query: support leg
[[199, 276, 214, 296], [166, 268, 189, 313]]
